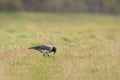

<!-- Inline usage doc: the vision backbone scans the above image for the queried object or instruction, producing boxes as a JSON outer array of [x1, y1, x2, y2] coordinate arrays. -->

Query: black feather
[[28, 45, 51, 50]]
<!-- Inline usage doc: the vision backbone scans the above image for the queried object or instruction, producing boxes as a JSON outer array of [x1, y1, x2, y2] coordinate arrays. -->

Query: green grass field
[[0, 12, 120, 80]]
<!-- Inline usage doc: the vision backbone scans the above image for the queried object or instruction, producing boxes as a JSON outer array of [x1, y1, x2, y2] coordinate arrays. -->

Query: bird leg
[[47, 54, 50, 57], [43, 54, 45, 57]]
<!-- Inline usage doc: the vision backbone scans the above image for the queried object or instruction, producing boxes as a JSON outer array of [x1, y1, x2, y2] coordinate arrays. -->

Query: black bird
[[28, 45, 57, 57]]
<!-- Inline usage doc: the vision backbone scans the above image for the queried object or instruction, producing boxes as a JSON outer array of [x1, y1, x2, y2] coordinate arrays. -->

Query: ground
[[0, 12, 120, 80]]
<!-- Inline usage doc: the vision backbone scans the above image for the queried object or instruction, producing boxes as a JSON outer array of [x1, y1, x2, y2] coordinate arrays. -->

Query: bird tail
[[28, 47, 34, 49], [28, 46, 40, 50]]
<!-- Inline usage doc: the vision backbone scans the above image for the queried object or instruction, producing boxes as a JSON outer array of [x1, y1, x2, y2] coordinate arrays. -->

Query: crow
[[28, 45, 57, 57]]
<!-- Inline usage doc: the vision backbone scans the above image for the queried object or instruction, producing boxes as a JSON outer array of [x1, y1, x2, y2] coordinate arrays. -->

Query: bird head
[[52, 47, 57, 54]]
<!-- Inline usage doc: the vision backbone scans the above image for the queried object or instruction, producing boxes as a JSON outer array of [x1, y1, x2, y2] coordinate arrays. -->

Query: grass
[[0, 12, 120, 80]]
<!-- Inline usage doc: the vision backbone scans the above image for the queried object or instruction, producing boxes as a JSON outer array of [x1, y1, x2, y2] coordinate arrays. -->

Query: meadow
[[0, 12, 120, 80]]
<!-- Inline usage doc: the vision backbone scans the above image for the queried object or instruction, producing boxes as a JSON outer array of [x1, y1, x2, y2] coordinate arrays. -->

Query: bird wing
[[39, 45, 51, 50], [28, 45, 53, 52]]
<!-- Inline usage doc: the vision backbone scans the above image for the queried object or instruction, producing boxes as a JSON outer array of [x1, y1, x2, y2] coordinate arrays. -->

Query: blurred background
[[0, 0, 120, 14], [0, 0, 120, 80]]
